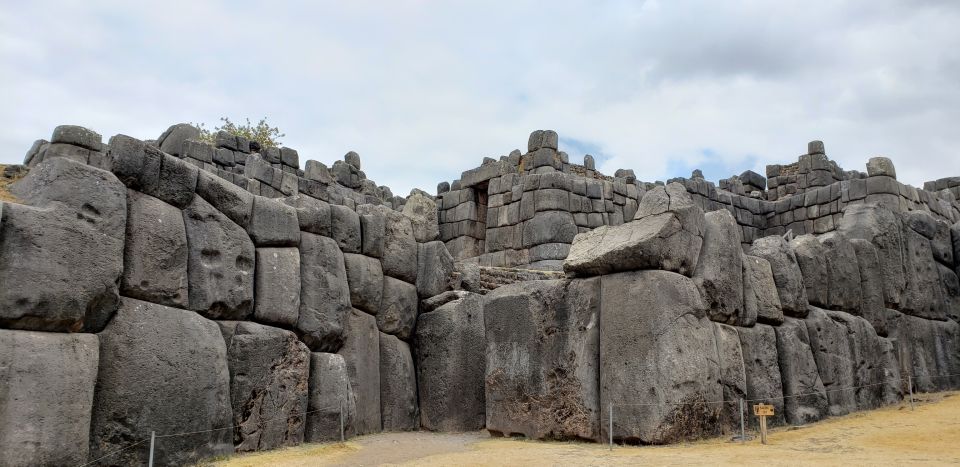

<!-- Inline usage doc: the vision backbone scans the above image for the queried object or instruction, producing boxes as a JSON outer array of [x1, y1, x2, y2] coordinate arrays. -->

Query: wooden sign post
[[753, 403, 774, 444]]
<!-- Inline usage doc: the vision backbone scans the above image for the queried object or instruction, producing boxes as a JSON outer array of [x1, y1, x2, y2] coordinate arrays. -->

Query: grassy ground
[[211, 391, 960, 466], [0, 164, 25, 203]]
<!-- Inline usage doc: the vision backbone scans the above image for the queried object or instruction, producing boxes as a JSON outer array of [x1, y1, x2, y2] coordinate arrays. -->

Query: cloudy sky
[[2, 0, 959, 195]]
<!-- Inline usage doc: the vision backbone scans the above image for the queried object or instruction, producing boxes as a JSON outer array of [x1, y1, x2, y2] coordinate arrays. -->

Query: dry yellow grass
[[0, 164, 25, 203], [212, 391, 960, 466]]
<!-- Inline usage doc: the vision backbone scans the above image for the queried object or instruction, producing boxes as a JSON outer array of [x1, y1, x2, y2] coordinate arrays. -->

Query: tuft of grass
[[0, 164, 26, 203]]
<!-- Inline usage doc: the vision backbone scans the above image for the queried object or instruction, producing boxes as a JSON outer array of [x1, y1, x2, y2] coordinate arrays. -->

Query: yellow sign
[[754, 403, 774, 416]]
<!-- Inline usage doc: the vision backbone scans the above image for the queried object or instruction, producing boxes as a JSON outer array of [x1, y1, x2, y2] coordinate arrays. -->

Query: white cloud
[[2, 0, 958, 194]]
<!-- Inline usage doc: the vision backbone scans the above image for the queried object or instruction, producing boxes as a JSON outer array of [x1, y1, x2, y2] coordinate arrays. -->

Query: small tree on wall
[[193, 117, 285, 148]]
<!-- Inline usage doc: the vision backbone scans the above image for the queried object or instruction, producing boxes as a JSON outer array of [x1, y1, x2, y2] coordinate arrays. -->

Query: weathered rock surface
[[742, 255, 783, 325], [343, 253, 384, 315], [850, 239, 894, 334], [305, 353, 357, 442], [600, 270, 721, 444], [247, 196, 300, 247], [415, 293, 486, 431], [483, 279, 601, 440], [379, 333, 420, 431], [158, 123, 201, 156], [565, 184, 704, 277], [298, 233, 351, 352], [748, 236, 808, 317], [381, 210, 418, 283], [254, 248, 301, 327], [1, 158, 125, 332], [694, 210, 744, 324], [403, 191, 440, 242], [737, 324, 786, 426], [183, 196, 255, 319], [838, 204, 906, 308], [805, 307, 857, 416], [939, 263, 960, 323], [417, 241, 457, 299], [90, 298, 233, 466], [0, 330, 99, 467], [775, 317, 829, 425], [283, 195, 331, 237], [121, 189, 188, 308], [790, 235, 829, 308], [219, 321, 310, 451], [378, 276, 418, 339], [196, 170, 253, 228], [331, 204, 362, 254], [339, 309, 381, 434], [825, 311, 896, 410], [712, 323, 747, 435], [900, 222, 947, 320], [820, 233, 862, 312]]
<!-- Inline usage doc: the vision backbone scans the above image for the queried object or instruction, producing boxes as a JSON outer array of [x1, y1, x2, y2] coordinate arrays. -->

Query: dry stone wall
[[1, 124, 959, 463]]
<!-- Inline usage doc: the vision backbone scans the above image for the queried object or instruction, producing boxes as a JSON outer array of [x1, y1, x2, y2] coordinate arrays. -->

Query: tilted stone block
[[379, 333, 419, 431], [299, 233, 351, 352], [344, 253, 384, 315], [247, 195, 300, 247], [254, 247, 301, 327], [122, 189, 189, 308], [378, 276, 418, 339], [305, 352, 358, 441], [338, 309, 382, 435], [775, 317, 829, 425]]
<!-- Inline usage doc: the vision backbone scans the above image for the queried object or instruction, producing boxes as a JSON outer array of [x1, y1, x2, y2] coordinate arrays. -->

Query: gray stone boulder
[[381, 209, 418, 283], [804, 307, 857, 416], [90, 298, 233, 466], [254, 248, 301, 327], [0, 330, 99, 467], [416, 241, 457, 299], [694, 210, 744, 324], [338, 309, 382, 435], [158, 123, 201, 156], [483, 279, 601, 440], [155, 153, 198, 208], [298, 233, 351, 352], [403, 191, 440, 242], [247, 196, 300, 247], [51, 124, 103, 151], [900, 220, 947, 320], [599, 270, 721, 444], [1, 158, 125, 332], [343, 253, 384, 315], [196, 170, 253, 228], [421, 290, 471, 312], [850, 239, 894, 335], [283, 195, 331, 237], [522, 211, 579, 248], [565, 184, 704, 277], [357, 204, 389, 258], [331, 204, 362, 254], [825, 311, 895, 410], [743, 255, 784, 325], [183, 196, 255, 320], [931, 219, 953, 266], [747, 236, 808, 317], [838, 204, 906, 308], [415, 293, 487, 431], [866, 156, 896, 179], [790, 235, 829, 308], [378, 277, 418, 339], [820, 232, 862, 312], [712, 323, 747, 435], [121, 189, 189, 308], [108, 134, 163, 194], [305, 353, 357, 442], [775, 317, 829, 425], [379, 333, 420, 431], [737, 324, 786, 426], [939, 263, 960, 323], [219, 321, 310, 451]]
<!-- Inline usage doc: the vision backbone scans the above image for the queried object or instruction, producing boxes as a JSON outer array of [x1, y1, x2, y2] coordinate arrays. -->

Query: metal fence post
[[148, 431, 155, 467], [908, 375, 914, 410], [608, 402, 613, 450], [739, 398, 745, 443], [339, 400, 345, 442]]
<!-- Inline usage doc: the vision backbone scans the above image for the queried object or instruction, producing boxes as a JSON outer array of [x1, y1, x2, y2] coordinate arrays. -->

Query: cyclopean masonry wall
[[1, 124, 958, 464]]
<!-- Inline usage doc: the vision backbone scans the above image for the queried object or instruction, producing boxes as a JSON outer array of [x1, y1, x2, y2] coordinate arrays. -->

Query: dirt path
[[213, 392, 960, 466]]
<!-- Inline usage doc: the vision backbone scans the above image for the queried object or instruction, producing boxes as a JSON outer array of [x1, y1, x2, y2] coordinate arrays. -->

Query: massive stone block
[[805, 307, 857, 416], [838, 204, 907, 308], [121, 189, 189, 308], [775, 317, 829, 425], [338, 309, 381, 435], [379, 333, 419, 431], [939, 263, 960, 323], [402, 191, 440, 242], [483, 279, 600, 441], [900, 223, 947, 320], [712, 323, 747, 435], [416, 241, 457, 299], [196, 170, 253, 229], [790, 235, 829, 308], [305, 353, 357, 442], [247, 196, 300, 247], [90, 298, 233, 466], [254, 248, 301, 327], [283, 195, 331, 237], [600, 270, 721, 444], [565, 185, 705, 277], [737, 324, 786, 426], [358, 204, 388, 258], [343, 253, 384, 315], [1, 158, 125, 332], [378, 276, 418, 340], [894, 314, 960, 392], [415, 293, 486, 431], [158, 123, 201, 156], [381, 210, 418, 283], [219, 321, 310, 451], [523, 211, 579, 248], [331, 204, 362, 254], [820, 233, 862, 312], [694, 210, 744, 324], [825, 311, 897, 410], [743, 255, 784, 325], [747, 236, 808, 317], [183, 196, 255, 320], [0, 330, 99, 467], [299, 233, 351, 352], [850, 239, 896, 335], [155, 153, 198, 208]]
